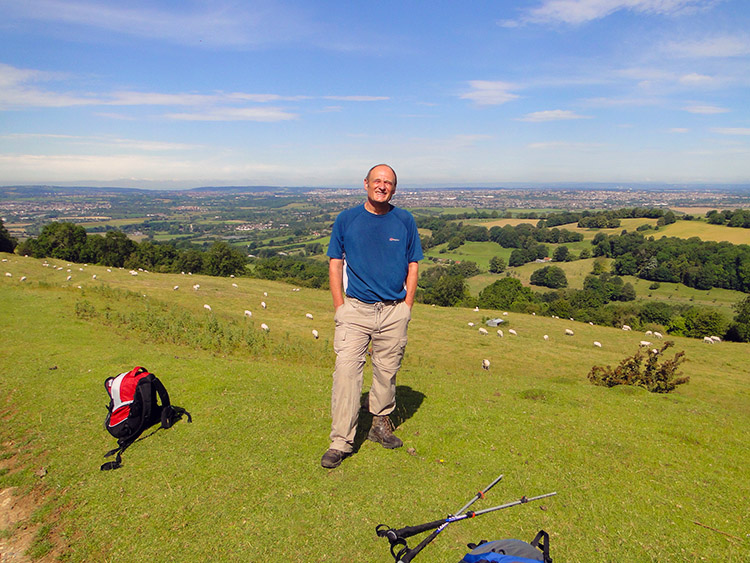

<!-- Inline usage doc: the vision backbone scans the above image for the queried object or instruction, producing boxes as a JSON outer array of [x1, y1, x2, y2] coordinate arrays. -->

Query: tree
[[35, 222, 88, 262], [489, 256, 506, 274], [478, 277, 535, 310], [530, 265, 568, 289], [203, 241, 247, 277], [0, 219, 17, 254], [552, 245, 570, 262], [726, 295, 750, 342], [422, 274, 467, 307]]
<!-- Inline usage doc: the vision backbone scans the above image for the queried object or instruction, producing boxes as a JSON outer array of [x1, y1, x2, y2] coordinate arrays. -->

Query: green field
[[1, 253, 749, 562]]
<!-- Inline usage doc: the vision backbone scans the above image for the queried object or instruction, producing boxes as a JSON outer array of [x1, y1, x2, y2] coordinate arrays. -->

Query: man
[[321, 164, 423, 469]]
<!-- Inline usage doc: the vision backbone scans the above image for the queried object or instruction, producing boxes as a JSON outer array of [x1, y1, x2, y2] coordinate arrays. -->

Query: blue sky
[[1, 0, 749, 188]]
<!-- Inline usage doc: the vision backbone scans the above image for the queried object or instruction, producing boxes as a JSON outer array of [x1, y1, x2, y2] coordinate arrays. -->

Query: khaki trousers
[[329, 297, 411, 453]]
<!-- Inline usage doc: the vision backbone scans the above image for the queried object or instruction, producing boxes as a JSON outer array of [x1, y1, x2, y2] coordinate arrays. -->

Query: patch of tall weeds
[[588, 341, 689, 393]]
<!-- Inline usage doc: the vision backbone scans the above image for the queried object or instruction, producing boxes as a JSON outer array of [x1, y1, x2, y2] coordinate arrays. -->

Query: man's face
[[364, 165, 396, 206]]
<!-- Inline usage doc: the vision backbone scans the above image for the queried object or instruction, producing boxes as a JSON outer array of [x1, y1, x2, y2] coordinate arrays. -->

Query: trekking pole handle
[[454, 473, 504, 516]]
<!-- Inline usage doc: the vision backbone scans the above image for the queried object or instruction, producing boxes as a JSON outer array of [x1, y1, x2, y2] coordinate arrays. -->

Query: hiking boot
[[321, 448, 349, 469], [367, 415, 403, 449]]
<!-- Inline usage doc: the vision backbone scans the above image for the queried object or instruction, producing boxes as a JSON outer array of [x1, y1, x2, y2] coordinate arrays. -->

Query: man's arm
[[404, 261, 419, 308], [329, 258, 345, 310]]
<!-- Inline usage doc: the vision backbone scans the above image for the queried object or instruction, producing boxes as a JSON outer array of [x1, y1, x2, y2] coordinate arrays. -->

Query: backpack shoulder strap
[[530, 530, 552, 563]]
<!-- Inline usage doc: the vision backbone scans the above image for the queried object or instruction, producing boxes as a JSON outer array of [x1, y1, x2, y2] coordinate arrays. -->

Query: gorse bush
[[588, 341, 689, 393]]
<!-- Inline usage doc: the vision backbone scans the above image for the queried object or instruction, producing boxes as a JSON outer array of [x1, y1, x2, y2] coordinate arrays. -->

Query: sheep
[[508, 329, 517, 336], [66, 275, 72, 281], [645, 330, 653, 336], [467, 322, 475, 327], [622, 325, 631, 331], [244, 310, 252, 317], [474, 306, 479, 312], [482, 359, 490, 371], [193, 284, 200, 290], [502, 312, 508, 316], [478, 327, 488, 335], [543, 334, 549, 341], [261, 301, 267, 309], [107, 269, 112, 272], [4, 272, 10, 277], [653, 332, 663, 339], [260, 323, 269, 332], [232, 283, 238, 288], [589, 321, 594, 326], [263, 292, 268, 297], [703, 336, 714, 343], [710, 335, 722, 343], [173, 285, 179, 290], [593, 341, 602, 348], [312, 329, 319, 339], [20, 276, 26, 282], [565, 328, 574, 336], [306, 313, 314, 320], [497, 329, 504, 337], [130, 270, 138, 276], [92, 274, 97, 279], [204, 304, 212, 312], [639, 340, 652, 347]]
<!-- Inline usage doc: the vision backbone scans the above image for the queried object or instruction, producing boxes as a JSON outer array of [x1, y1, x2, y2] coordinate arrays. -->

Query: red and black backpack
[[102, 366, 191, 470]]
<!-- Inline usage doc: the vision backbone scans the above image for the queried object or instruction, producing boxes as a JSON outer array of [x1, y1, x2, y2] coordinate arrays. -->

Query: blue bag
[[460, 530, 551, 563]]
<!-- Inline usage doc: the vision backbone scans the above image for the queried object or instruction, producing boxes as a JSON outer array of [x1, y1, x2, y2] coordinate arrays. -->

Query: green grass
[[1, 253, 749, 562]]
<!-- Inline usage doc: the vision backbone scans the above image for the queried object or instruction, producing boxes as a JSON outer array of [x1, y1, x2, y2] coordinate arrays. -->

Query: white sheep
[[263, 292, 268, 297], [244, 310, 252, 317], [543, 334, 549, 341], [92, 274, 97, 279], [467, 322, 475, 327], [312, 329, 319, 339], [645, 330, 653, 336], [502, 312, 508, 316], [589, 322, 594, 326], [482, 359, 490, 370], [497, 329, 504, 337], [565, 328, 574, 336], [204, 304, 212, 312], [66, 275, 72, 281], [478, 327, 488, 335], [232, 283, 238, 288], [622, 325, 631, 331], [20, 276, 26, 282], [261, 323, 269, 332], [703, 336, 714, 343], [639, 340, 652, 347], [654, 331, 663, 339], [710, 335, 722, 343], [474, 306, 479, 312], [306, 313, 314, 320], [594, 341, 602, 348], [4, 272, 11, 277], [130, 270, 138, 276], [173, 285, 179, 290], [261, 301, 267, 309], [508, 329, 517, 336]]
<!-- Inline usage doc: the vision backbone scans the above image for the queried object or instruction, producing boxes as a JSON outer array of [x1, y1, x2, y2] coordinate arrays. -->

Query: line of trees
[[706, 209, 750, 228], [0, 219, 17, 253], [15, 221, 247, 277], [539, 207, 674, 228]]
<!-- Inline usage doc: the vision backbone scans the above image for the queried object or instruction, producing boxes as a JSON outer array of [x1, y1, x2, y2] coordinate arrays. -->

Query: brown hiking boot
[[367, 415, 403, 449], [321, 448, 349, 469]]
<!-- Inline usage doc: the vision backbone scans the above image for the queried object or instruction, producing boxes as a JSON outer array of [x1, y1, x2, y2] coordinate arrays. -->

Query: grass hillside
[[1, 253, 749, 562]]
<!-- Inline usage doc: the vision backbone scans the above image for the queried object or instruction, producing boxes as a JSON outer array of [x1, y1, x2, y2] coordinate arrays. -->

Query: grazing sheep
[[569, 317, 574, 321], [173, 285, 179, 290], [710, 335, 722, 343], [4, 272, 10, 277], [232, 283, 238, 288], [653, 332, 663, 339], [622, 325, 631, 331], [467, 322, 475, 327], [66, 275, 72, 281], [107, 269, 112, 272], [312, 329, 319, 339], [306, 313, 314, 320], [263, 292, 268, 297], [508, 329, 517, 336], [482, 359, 490, 371], [130, 270, 138, 276], [478, 327, 488, 335], [261, 301, 267, 309], [204, 304, 212, 311], [260, 323, 269, 332], [474, 306, 479, 312], [193, 284, 200, 290], [20, 276, 26, 282], [589, 322, 594, 326], [593, 341, 602, 348], [92, 274, 97, 279], [639, 340, 652, 347], [502, 312, 508, 316], [543, 334, 549, 341], [244, 310, 252, 317], [497, 329, 504, 337], [565, 328, 574, 336], [703, 336, 714, 343], [645, 330, 653, 336]]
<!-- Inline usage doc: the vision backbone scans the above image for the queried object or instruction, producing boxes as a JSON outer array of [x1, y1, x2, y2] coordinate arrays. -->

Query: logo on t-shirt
[[389, 237, 400, 242]]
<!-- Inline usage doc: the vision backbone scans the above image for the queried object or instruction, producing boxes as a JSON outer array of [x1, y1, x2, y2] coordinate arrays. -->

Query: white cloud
[[678, 73, 715, 86], [500, 0, 709, 27], [460, 81, 520, 106], [164, 107, 298, 122], [527, 140, 605, 149], [323, 96, 390, 102], [669, 127, 689, 133], [711, 127, 750, 135], [683, 104, 729, 114], [517, 109, 592, 122], [664, 34, 750, 58]]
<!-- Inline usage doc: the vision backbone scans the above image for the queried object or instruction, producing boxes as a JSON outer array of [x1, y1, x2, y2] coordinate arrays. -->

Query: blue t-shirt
[[327, 204, 423, 303]]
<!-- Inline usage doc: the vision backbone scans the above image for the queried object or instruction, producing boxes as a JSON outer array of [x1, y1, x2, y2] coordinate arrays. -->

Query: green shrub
[[588, 341, 688, 393]]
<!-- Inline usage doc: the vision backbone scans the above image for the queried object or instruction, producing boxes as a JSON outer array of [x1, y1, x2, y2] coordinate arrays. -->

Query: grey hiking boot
[[321, 448, 349, 469], [367, 415, 403, 449]]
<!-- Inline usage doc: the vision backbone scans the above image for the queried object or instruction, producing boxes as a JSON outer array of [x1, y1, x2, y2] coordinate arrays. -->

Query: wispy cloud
[[664, 34, 750, 58], [669, 128, 690, 133], [517, 109, 592, 122], [460, 81, 520, 106], [683, 104, 729, 114], [500, 0, 710, 27], [527, 140, 604, 150], [165, 107, 298, 122], [711, 127, 750, 135]]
